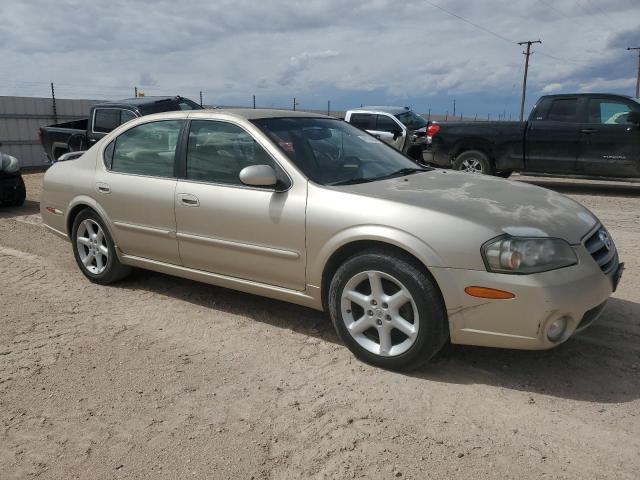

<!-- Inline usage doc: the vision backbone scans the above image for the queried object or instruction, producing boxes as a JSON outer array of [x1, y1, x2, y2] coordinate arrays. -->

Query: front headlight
[[482, 236, 577, 274], [0, 153, 20, 173]]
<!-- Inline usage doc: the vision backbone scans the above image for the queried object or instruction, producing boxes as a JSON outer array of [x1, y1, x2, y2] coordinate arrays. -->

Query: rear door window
[[93, 109, 121, 133], [110, 120, 183, 177], [547, 99, 578, 122], [349, 113, 376, 130]]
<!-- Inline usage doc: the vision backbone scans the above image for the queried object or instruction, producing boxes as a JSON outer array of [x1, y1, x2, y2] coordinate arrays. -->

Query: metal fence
[[0, 96, 100, 168], [0, 94, 489, 169]]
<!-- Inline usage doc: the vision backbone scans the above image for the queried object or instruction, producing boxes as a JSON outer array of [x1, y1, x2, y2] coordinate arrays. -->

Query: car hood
[[338, 170, 598, 244]]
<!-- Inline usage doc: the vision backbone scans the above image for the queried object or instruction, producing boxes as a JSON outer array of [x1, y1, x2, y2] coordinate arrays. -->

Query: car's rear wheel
[[328, 249, 448, 370], [5, 176, 26, 206], [71, 209, 131, 284], [453, 150, 494, 175]]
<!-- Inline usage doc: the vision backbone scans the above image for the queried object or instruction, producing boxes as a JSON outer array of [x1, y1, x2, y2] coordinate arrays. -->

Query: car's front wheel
[[71, 209, 131, 284], [328, 249, 448, 370]]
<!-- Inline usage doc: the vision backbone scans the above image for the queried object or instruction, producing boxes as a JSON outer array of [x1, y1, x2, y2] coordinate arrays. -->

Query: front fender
[[307, 224, 446, 288]]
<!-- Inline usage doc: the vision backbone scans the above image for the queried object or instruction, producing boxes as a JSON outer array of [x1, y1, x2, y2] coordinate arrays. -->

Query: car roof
[[349, 106, 411, 115], [190, 108, 331, 120], [540, 93, 635, 100]]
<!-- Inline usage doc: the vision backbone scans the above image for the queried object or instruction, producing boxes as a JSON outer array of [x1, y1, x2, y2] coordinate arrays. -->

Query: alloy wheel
[[460, 158, 483, 173], [340, 270, 419, 357], [76, 219, 109, 274]]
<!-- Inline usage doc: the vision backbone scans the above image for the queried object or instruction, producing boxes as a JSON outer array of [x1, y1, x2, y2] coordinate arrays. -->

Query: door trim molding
[[176, 231, 300, 259], [114, 221, 176, 237]]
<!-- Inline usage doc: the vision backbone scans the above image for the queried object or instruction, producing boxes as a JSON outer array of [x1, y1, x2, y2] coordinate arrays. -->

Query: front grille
[[583, 226, 618, 274]]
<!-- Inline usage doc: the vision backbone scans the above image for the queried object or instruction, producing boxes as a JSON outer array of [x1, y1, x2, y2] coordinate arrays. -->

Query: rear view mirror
[[628, 111, 640, 125], [239, 164, 278, 188]]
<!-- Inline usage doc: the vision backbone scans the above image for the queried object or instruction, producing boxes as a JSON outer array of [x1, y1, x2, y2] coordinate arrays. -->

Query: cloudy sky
[[1, 0, 638, 117]]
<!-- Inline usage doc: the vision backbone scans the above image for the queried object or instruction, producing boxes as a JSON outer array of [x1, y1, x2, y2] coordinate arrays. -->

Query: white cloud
[[0, 0, 638, 115]]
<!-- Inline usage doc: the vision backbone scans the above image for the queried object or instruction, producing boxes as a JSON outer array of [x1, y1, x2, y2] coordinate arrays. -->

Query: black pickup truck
[[426, 93, 640, 178], [39, 95, 202, 162]]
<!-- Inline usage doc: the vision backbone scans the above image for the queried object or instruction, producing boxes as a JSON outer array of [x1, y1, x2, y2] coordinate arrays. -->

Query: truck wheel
[[453, 150, 494, 175], [328, 248, 449, 371]]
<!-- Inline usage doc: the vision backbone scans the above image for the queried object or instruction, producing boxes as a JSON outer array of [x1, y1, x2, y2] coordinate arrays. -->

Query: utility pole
[[427, 108, 431, 121], [134, 86, 138, 98], [293, 97, 297, 111], [453, 99, 456, 117], [253, 95, 256, 109], [327, 100, 331, 116], [50, 82, 57, 123], [628, 47, 640, 98], [518, 40, 542, 121], [199, 91, 203, 107]]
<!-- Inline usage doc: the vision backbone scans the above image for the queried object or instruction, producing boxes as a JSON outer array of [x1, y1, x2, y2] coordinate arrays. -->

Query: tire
[[71, 209, 131, 284], [453, 150, 494, 175], [328, 249, 449, 370], [8, 176, 26, 206], [496, 171, 512, 178]]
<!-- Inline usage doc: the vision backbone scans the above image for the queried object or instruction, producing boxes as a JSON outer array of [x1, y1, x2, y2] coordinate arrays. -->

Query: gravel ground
[[1, 172, 639, 479]]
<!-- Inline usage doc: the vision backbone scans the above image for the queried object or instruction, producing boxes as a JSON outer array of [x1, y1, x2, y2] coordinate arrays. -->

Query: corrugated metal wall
[[0, 96, 100, 168]]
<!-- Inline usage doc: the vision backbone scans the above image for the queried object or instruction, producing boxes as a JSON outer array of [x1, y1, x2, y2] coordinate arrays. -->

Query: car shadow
[[415, 297, 640, 403], [117, 270, 640, 404], [518, 178, 640, 198], [0, 199, 41, 219]]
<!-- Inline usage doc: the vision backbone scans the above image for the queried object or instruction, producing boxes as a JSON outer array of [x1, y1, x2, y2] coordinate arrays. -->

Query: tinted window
[[186, 120, 275, 186], [547, 99, 578, 122], [349, 113, 376, 130], [395, 111, 427, 129], [94, 109, 121, 133], [376, 115, 400, 132], [588, 99, 635, 125], [111, 120, 183, 177]]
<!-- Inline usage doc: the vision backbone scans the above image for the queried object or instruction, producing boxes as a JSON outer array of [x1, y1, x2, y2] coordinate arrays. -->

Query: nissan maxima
[[40, 109, 623, 370]]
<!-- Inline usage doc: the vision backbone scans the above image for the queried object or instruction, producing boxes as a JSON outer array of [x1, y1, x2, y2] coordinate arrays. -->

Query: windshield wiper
[[377, 167, 429, 180], [328, 168, 428, 186]]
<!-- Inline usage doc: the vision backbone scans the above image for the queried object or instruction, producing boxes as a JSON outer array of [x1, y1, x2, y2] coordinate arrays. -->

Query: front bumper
[[430, 246, 618, 350]]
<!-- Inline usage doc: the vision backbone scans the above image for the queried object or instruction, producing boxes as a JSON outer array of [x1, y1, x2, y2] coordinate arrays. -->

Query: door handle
[[581, 128, 598, 134], [89, 139, 97, 143], [95, 182, 111, 194], [177, 193, 199, 207]]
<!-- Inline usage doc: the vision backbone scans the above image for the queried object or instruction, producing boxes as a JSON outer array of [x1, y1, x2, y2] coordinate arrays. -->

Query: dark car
[[0, 150, 26, 207], [39, 96, 203, 162], [425, 93, 640, 179]]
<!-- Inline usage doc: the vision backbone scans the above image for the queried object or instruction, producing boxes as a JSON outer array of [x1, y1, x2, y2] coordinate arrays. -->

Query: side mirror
[[628, 111, 640, 125], [392, 128, 403, 140], [239, 164, 278, 188]]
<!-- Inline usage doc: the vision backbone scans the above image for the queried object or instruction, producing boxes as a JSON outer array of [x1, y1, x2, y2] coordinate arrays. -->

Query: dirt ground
[[1, 172, 639, 479]]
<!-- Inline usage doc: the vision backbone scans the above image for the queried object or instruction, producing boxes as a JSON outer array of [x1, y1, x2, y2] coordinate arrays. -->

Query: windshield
[[252, 117, 428, 186], [395, 110, 427, 130]]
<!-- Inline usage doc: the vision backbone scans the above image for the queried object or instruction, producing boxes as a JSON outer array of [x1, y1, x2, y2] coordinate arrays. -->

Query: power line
[[421, 0, 515, 45]]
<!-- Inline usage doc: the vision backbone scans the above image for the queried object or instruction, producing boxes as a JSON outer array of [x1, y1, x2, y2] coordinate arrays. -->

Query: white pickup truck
[[344, 106, 431, 161]]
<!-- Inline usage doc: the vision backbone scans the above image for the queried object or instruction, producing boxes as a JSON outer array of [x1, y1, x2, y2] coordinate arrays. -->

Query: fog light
[[547, 316, 568, 342]]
